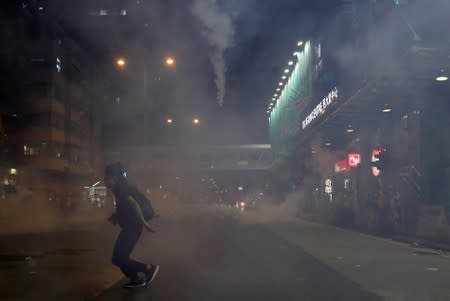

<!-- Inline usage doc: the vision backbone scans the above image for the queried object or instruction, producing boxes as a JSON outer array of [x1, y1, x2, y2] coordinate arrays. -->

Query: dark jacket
[[112, 181, 142, 229]]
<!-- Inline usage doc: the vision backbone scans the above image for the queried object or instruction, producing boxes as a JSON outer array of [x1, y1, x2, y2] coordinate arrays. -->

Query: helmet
[[104, 162, 126, 181]]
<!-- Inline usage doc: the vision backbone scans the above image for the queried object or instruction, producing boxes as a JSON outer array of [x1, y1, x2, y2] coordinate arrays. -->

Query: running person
[[105, 162, 159, 288]]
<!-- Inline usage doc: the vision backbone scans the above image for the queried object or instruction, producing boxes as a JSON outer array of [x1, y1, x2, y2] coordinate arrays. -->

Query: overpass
[[104, 144, 275, 173]]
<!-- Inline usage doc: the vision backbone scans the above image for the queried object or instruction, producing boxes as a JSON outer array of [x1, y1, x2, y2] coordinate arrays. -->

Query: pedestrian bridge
[[104, 144, 274, 172]]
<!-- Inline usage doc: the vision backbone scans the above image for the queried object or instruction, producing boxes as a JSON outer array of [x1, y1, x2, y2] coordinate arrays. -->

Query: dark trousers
[[112, 226, 146, 280]]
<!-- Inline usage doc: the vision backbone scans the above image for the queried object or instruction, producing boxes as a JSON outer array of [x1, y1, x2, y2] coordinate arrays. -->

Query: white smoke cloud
[[191, 0, 235, 106]]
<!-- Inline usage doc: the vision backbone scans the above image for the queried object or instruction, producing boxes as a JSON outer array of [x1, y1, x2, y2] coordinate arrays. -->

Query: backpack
[[129, 187, 155, 221]]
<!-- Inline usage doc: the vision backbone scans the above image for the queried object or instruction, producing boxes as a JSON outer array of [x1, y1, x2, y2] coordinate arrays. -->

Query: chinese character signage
[[302, 87, 338, 129]]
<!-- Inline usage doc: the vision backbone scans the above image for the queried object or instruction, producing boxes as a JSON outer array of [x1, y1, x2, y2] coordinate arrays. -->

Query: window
[[26, 82, 52, 97], [68, 121, 83, 137], [24, 145, 39, 156], [26, 112, 64, 129]]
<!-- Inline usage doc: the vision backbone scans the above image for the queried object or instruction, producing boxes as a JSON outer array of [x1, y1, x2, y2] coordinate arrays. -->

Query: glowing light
[[382, 108, 392, 113], [302, 88, 339, 129], [165, 56, 175, 67], [276, 88, 281, 91], [282, 76, 287, 80], [116, 58, 126, 68], [284, 69, 290, 74], [288, 61, 294, 66], [278, 82, 283, 86], [167, 118, 173, 124], [297, 41, 303, 46], [193, 118, 200, 125], [371, 147, 387, 177], [436, 76, 448, 81]]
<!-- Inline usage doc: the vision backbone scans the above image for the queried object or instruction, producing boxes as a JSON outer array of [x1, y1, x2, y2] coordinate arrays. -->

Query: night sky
[[25, 0, 343, 145]]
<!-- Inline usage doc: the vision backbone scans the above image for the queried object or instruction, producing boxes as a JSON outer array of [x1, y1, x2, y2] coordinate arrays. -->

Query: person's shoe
[[123, 278, 146, 288], [145, 264, 159, 286]]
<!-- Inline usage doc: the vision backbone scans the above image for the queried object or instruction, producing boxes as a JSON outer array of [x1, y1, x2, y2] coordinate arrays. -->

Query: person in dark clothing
[[105, 162, 159, 288]]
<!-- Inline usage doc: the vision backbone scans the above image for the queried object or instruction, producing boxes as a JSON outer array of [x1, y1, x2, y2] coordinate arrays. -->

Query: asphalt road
[[92, 212, 382, 301], [2, 206, 449, 301]]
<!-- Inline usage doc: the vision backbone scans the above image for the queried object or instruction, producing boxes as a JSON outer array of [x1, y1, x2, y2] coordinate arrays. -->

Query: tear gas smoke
[[191, 0, 235, 106]]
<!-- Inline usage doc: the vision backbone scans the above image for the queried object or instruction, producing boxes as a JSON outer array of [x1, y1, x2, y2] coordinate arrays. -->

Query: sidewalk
[[0, 223, 121, 301], [264, 219, 450, 301], [0, 200, 111, 234]]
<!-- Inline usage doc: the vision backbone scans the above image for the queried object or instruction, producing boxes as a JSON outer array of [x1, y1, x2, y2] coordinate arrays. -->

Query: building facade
[[0, 2, 103, 198], [268, 0, 450, 239]]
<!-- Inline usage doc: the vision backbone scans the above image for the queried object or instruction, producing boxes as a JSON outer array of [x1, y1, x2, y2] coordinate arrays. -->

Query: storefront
[[267, 1, 450, 240]]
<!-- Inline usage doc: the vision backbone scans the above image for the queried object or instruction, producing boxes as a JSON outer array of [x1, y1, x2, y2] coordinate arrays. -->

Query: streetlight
[[381, 104, 392, 113], [436, 76, 448, 82], [167, 118, 173, 125], [116, 57, 127, 69], [193, 118, 200, 125], [436, 69, 448, 82], [297, 41, 304, 46], [165, 56, 176, 67]]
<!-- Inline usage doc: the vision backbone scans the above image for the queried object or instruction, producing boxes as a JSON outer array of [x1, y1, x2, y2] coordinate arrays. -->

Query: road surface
[[1, 206, 449, 301]]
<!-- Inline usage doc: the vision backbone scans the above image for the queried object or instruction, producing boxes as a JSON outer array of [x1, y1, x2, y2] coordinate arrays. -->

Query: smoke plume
[[191, 0, 234, 106]]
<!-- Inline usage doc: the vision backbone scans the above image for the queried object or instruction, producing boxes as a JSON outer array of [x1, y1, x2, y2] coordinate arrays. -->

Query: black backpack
[[129, 187, 155, 221]]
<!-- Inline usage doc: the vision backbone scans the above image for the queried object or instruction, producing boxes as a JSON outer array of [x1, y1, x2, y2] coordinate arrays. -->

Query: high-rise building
[[0, 2, 103, 196]]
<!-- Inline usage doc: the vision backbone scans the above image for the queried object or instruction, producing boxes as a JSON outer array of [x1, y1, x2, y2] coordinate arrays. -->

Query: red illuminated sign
[[335, 159, 349, 173], [348, 153, 361, 168]]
